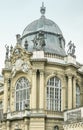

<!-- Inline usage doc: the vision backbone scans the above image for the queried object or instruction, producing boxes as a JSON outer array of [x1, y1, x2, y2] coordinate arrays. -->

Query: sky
[[0, 0, 83, 73]]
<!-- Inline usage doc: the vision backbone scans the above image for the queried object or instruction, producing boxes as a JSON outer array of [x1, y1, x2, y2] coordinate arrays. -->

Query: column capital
[[67, 74, 73, 79], [32, 69, 37, 74], [4, 78, 8, 83], [73, 74, 77, 79], [39, 69, 44, 74]]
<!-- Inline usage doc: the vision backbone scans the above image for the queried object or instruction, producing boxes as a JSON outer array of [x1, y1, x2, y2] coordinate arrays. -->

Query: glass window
[[46, 77, 61, 111], [76, 84, 80, 107], [15, 77, 30, 111]]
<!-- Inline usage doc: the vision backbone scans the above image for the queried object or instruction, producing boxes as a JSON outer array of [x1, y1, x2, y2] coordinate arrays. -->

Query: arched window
[[46, 76, 61, 111], [15, 77, 30, 111], [54, 126, 59, 130], [76, 84, 80, 107]]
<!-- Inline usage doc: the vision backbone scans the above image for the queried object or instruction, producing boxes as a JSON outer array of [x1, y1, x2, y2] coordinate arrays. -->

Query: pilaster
[[67, 74, 73, 109], [39, 70, 45, 112], [7, 120, 10, 130], [3, 78, 8, 113], [31, 70, 37, 111], [73, 76, 76, 108], [61, 76, 67, 111], [24, 118, 29, 130]]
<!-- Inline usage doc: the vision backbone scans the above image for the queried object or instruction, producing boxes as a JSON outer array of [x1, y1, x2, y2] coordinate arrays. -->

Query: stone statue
[[67, 41, 76, 56], [32, 31, 46, 50], [16, 34, 21, 45], [24, 39, 28, 50], [10, 45, 13, 55], [11, 59, 30, 77], [5, 44, 9, 59]]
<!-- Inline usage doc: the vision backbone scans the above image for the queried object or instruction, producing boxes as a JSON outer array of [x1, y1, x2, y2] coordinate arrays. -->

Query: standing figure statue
[[32, 31, 46, 50], [5, 44, 9, 59], [67, 41, 76, 56], [72, 43, 76, 56], [32, 34, 38, 49]]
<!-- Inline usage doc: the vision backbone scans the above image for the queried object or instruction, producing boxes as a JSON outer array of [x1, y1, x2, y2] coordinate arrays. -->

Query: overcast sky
[[0, 0, 83, 73]]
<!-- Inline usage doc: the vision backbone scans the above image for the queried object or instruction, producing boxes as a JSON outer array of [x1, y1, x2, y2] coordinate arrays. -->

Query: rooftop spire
[[40, 2, 46, 16]]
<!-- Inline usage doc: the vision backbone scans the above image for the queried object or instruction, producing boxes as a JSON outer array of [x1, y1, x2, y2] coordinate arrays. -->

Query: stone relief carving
[[11, 59, 30, 77]]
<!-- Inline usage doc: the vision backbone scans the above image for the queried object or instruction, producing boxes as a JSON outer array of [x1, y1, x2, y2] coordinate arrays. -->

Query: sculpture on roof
[[32, 31, 46, 51], [5, 44, 9, 60], [67, 41, 76, 56]]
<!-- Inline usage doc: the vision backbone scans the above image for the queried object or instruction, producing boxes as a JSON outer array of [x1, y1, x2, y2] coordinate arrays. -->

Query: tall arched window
[[76, 84, 80, 107], [15, 77, 30, 111], [46, 76, 61, 111]]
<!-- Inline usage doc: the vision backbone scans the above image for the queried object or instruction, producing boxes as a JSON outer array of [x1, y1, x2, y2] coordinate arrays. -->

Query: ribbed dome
[[22, 16, 62, 37], [21, 4, 66, 57]]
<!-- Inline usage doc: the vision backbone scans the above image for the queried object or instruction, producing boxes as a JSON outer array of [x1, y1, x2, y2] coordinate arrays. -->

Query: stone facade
[[0, 46, 83, 130], [0, 4, 83, 130]]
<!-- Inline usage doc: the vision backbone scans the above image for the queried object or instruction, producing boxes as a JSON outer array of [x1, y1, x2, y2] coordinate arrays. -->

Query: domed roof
[[22, 16, 62, 37], [21, 3, 66, 57]]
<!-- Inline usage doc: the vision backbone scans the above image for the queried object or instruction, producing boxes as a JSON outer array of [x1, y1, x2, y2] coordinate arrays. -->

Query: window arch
[[46, 76, 61, 111], [76, 84, 80, 107], [54, 126, 59, 130], [15, 77, 30, 111]]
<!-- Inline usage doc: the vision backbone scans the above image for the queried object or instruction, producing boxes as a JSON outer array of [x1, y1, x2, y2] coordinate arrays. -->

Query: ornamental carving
[[10, 45, 32, 64], [11, 59, 31, 77]]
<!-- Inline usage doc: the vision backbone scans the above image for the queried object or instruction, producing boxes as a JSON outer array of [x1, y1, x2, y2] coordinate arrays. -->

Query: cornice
[[30, 58, 47, 62], [2, 68, 11, 75]]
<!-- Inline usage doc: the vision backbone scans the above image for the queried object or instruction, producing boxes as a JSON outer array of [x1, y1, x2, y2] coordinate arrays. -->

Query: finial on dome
[[40, 2, 46, 16]]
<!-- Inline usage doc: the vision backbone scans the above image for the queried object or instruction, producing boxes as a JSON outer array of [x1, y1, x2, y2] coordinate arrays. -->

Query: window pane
[[23, 89, 26, 100], [46, 77, 61, 111], [16, 91, 19, 102], [16, 103, 19, 111], [15, 77, 30, 111], [27, 89, 30, 99]]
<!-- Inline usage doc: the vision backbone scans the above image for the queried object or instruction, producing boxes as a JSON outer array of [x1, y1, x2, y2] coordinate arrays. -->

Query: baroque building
[[0, 3, 83, 130]]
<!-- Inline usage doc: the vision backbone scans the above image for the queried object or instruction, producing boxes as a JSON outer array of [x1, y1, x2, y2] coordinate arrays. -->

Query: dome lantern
[[40, 2, 46, 16]]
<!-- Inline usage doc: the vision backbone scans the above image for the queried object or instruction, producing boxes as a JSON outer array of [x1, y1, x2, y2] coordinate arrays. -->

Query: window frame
[[15, 77, 30, 111], [46, 76, 61, 111]]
